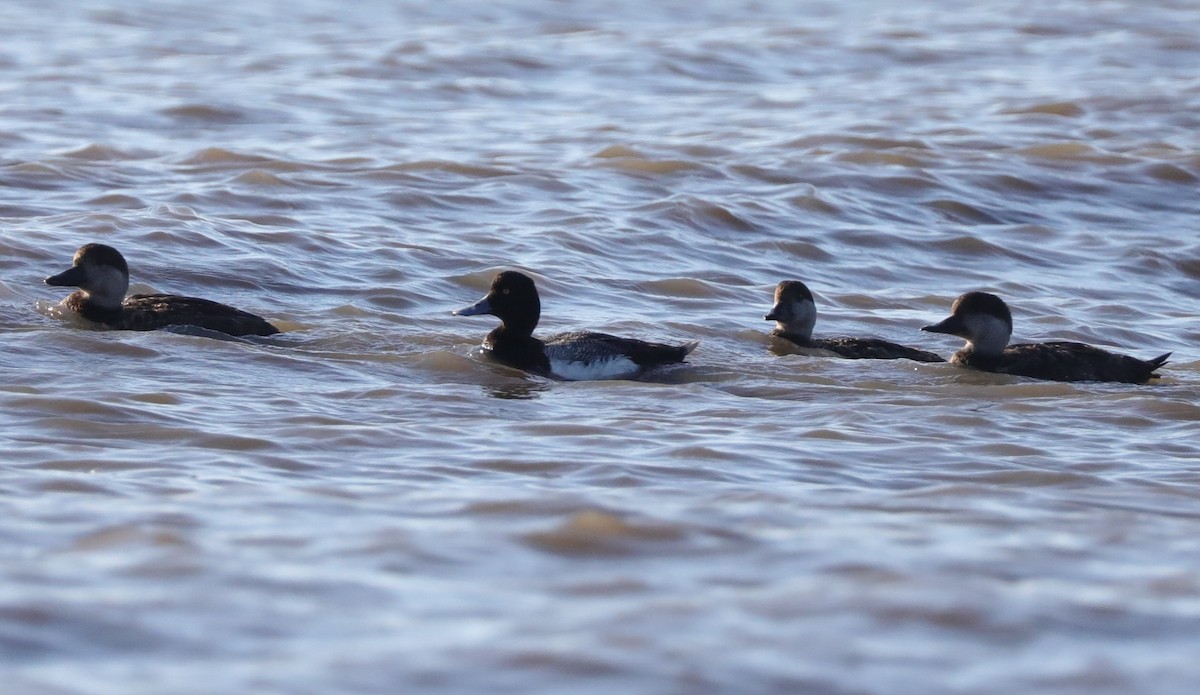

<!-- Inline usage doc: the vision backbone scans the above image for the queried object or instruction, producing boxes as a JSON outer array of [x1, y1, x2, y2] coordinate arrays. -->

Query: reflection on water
[[483, 380, 552, 401], [1, 0, 1199, 693]]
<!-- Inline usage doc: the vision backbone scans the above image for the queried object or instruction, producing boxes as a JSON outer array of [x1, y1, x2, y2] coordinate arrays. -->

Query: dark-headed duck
[[46, 243, 279, 337], [454, 270, 698, 380], [922, 291, 1168, 383]]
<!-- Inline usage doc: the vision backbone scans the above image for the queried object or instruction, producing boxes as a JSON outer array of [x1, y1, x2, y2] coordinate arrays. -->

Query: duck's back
[[955, 341, 1168, 383], [809, 336, 945, 363], [122, 294, 279, 336]]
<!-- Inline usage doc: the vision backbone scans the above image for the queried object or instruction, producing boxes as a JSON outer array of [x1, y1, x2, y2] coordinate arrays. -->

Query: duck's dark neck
[[484, 326, 550, 374], [499, 313, 538, 339], [954, 345, 1003, 368], [773, 328, 813, 347], [486, 324, 541, 347], [67, 291, 124, 325]]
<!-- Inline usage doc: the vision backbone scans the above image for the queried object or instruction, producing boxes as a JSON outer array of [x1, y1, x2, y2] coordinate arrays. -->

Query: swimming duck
[[765, 280, 944, 362], [922, 291, 1168, 383], [45, 243, 279, 337], [453, 270, 698, 380]]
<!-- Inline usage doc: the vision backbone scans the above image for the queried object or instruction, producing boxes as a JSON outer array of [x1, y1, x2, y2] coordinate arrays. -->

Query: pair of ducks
[[46, 243, 1170, 384], [764, 280, 1169, 384]]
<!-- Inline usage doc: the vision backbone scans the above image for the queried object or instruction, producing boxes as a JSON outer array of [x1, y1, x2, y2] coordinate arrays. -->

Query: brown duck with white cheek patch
[[922, 291, 1169, 383], [765, 280, 944, 363], [45, 243, 279, 337], [454, 270, 698, 380]]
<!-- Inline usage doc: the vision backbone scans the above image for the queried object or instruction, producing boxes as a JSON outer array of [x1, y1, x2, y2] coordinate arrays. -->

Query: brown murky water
[[2, 0, 1198, 693]]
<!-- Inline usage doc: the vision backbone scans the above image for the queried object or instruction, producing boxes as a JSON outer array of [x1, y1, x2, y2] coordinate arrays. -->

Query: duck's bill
[[452, 296, 492, 316], [921, 315, 964, 335], [45, 266, 86, 287], [764, 305, 782, 321]]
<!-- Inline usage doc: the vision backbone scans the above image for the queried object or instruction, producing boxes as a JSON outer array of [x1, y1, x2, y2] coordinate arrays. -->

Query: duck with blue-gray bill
[[46, 243, 279, 337], [922, 291, 1168, 383], [454, 270, 698, 380]]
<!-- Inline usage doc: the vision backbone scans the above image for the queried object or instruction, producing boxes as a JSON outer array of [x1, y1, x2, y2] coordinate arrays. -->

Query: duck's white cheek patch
[[549, 356, 639, 381]]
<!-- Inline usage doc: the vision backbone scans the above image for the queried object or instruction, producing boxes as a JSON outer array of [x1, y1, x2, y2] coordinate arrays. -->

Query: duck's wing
[[541, 331, 696, 380], [994, 342, 1165, 383], [124, 294, 279, 336], [546, 331, 695, 365]]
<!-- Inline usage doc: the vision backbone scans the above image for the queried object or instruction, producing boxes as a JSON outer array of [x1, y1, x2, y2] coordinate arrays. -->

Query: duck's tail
[[1146, 352, 1171, 377], [679, 340, 700, 359]]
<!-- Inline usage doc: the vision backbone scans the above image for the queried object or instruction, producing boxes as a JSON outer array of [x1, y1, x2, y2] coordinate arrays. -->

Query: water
[[2, 0, 1199, 692]]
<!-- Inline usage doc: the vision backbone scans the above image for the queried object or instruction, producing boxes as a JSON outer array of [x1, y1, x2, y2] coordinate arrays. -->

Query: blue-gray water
[[2, 0, 1199, 693]]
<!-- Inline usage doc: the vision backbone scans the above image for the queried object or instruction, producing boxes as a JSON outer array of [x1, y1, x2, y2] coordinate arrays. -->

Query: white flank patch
[[549, 355, 639, 381]]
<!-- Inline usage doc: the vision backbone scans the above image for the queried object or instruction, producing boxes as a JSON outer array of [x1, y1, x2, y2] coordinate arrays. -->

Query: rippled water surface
[[2, 0, 1199, 692]]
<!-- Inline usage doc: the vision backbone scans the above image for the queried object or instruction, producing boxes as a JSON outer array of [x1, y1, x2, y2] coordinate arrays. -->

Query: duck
[[765, 280, 944, 362], [922, 291, 1168, 383], [453, 270, 698, 380], [45, 243, 279, 337]]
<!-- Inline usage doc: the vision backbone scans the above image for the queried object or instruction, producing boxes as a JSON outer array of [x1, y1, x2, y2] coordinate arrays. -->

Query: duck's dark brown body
[[773, 331, 945, 363], [64, 291, 279, 336], [953, 342, 1168, 384]]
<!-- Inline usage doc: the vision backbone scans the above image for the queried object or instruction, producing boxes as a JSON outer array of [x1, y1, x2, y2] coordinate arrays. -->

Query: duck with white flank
[[922, 291, 1168, 383], [766, 280, 944, 363], [454, 270, 698, 380], [46, 243, 279, 337]]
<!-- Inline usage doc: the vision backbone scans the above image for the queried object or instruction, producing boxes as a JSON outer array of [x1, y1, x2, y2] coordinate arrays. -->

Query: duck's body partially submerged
[[922, 291, 1168, 384], [46, 243, 279, 337], [454, 270, 698, 380], [766, 280, 944, 363]]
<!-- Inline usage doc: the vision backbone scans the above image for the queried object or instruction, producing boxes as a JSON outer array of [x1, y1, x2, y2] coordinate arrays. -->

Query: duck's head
[[453, 270, 541, 335], [46, 243, 130, 309], [764, 280, 817, 341], [922, 291, 1012, 354]]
